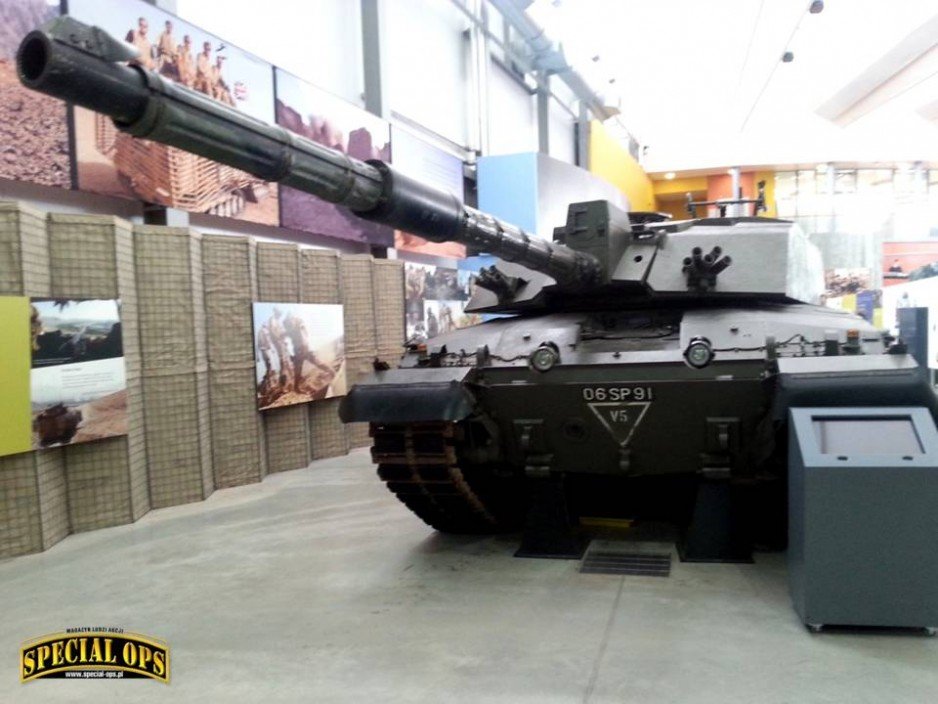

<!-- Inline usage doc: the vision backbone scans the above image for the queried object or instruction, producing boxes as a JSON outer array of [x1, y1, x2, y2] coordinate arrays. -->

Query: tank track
[[370, 421, 519, 534]]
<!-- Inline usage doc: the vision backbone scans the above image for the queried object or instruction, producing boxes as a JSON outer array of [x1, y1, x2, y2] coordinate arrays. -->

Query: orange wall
[[707, 173, 755, 201], [882, 241, 938, 286]]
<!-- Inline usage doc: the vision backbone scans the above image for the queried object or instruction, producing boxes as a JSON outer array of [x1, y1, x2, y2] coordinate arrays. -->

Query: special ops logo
[[20, 628, 170, 683]]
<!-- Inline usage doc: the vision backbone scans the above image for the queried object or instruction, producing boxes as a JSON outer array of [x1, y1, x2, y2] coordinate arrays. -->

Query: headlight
[[684, 337, 714, 369], [529, 342, 560, 372]]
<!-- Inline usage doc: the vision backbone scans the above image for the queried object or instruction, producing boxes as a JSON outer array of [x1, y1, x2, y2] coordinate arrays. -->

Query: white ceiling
[[527, 0, 938, 173]]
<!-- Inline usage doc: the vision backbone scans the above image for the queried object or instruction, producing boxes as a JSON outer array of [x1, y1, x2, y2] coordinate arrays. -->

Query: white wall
[[535, 153, 626, 237], [548, 98, 575, 164], [386, 0, 471, 145], [486, 61, 536, 155], [175, 0, 364, 105]]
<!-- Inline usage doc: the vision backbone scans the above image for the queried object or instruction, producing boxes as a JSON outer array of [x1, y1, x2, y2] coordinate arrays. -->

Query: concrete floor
[[2, 449, 936, 703]]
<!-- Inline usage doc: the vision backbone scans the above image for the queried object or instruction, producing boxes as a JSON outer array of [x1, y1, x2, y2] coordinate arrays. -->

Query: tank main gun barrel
[[16, 18, 601, 289]]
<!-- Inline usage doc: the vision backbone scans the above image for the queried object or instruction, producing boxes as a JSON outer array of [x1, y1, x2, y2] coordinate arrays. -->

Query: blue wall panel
[[477, 153, 539, 233]]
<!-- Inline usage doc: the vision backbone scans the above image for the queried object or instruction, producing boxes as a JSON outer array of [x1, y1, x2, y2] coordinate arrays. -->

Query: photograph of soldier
[[176, 34, 195, 87], [125, 16, 155, 70], [0, 0, 71, 188], [194, 40, 214, 94], [276, 69, 393, 245], [253, 303, 347, 411], [458, 269, 476, 299], [266, 307, 294, 392], [156, 20, 178, 79], [29, 299, 128, 449], [70, 0, 278, 225], [212, 56, 235, 106], [426, 306, 439, 339], [284, 312, 334, 393]]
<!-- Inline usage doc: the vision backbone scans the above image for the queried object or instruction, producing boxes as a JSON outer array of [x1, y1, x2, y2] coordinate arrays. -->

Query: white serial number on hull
[[582, 386, 654, 402]]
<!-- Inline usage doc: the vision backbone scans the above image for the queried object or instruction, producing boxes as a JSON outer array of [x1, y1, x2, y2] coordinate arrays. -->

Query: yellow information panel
[[0, 297, 32, 457]]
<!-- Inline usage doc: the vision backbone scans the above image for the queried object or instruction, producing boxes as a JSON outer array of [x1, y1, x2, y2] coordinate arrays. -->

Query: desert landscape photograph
[[0, 0, 71, 189]]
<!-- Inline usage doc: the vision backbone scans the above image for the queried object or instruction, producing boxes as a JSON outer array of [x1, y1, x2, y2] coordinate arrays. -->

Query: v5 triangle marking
[[587, 401, 651, 447]]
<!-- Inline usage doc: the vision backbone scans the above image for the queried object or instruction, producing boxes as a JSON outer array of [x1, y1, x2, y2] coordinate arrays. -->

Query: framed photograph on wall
[[30, 298, 128, 450], [275, 68, 393, 246], [404, 262, 479, 344], [252, 302, 347, 411], [68, 0, 279, 224], [0, 0, 71, 189]]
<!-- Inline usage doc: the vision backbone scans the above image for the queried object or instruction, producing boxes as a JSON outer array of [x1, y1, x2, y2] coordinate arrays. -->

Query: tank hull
[[345, 302, 935, 547]]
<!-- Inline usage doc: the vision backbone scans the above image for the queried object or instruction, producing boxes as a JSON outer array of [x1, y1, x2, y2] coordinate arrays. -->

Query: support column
[[536, 71, 551, 155], [361, 0, 390, 120], [468, 0, 491, 155], [575, 102, 590, 169], [729, 166, 741, 217]]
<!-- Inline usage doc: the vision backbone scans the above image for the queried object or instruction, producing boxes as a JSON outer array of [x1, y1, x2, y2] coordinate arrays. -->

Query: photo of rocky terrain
[[276, 69, 393, 246], [0, 0, 71, 189]]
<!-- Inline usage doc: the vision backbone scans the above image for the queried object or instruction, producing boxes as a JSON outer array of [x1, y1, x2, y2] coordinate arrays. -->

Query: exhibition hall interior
[[1, 0, 937, 700]]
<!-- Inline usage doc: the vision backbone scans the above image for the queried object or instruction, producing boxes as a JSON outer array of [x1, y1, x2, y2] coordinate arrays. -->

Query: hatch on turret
[[552, 201, 632, 283]]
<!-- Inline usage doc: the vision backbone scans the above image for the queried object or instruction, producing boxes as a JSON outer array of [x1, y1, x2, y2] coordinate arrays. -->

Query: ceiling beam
[[817, 13, 938, 126]]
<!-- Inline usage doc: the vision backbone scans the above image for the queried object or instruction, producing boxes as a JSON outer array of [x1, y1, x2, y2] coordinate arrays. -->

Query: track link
[[370, 422, 511, 534]]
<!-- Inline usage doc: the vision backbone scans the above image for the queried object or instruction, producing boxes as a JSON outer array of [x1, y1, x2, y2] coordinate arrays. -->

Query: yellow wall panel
[[656, 200, 691, 221], [588, 120, 655, 211], [652, 176, 709, 198], [0, 297, 32, 457]]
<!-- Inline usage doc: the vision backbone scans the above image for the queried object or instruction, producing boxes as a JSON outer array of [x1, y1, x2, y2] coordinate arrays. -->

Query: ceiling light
[[665, 172, 676, 180]]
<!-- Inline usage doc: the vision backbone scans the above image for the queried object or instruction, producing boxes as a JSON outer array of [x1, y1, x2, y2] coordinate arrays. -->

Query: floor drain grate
[[580, 551, 672, 577]]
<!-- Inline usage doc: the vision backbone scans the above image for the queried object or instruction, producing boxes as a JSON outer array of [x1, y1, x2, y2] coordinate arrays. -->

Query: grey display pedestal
[[788, 407, 938, 633]]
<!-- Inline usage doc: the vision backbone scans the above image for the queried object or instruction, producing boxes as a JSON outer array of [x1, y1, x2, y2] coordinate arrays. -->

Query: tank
[[18, 18, 938, 560]]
